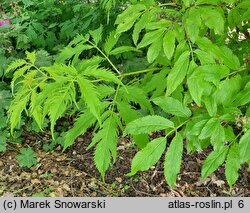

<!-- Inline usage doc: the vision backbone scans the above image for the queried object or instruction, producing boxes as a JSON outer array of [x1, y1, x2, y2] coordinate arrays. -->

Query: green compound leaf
[[124, 115, 174, 136], [127, 137, 167, 176], [225, 143, 241, 190], [164, 133, 183, 188], [16, 147, 37, 168], [201, 146, 228, 179]]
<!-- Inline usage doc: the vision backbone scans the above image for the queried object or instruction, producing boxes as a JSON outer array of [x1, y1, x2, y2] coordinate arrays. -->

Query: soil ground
[[0, 130, 249, 197]]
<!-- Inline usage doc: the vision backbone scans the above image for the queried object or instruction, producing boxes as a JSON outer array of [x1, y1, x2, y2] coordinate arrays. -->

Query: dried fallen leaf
[[31, 179, 41, 184], [63, 184, 71, 191]]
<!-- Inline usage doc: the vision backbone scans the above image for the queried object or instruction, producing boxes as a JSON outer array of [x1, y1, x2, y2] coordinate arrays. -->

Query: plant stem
[[120, 67, 161, 77], [166, 119, 190, 138], [88, 41, 121, 75], [226, 67, 247, 78]]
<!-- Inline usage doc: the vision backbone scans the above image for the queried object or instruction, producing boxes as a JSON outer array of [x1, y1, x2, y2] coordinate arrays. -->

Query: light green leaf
[[201, 8, 224, 34], [137, 29, 165, 49], [215, 76, 241, 106], [6, 59, 27, 74], [166, 51, 190, 96], [77, 76, 101, 124], [93, 113, 119, 180], [83, 67, 123, 85], [220, 46, 240, 70], [125, 85, 154, 113], [25, 51, 36, 64], [201, 146, 228, 179], [116, 13, 142, 34], [163, 30, 176, 60], [127, 137, 167, 176], [185, 8, 201, 43], [147, 37, 162, 63], [239, 129, 250, 163], [104, 31, 120, 55], [133, 12, 153, 45], [225, 143, 241, 190], [115, 4, 146, 25], [210, 124, 225, 151], [204, 95, 217, 116], [164, 133, 183, 188], [194, 49, 215, 65], [63, 112, 96, 150], [232, 83, 250, 107], [153, 96, 191, 118], [199, 118, 220, 140], [89, 25, 103, 45], [110, 46, 141, 55], [124, 115, 174, 136]]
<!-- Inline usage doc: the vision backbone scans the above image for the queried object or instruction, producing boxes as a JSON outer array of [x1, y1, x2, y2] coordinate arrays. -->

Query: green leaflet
[[239, 129, 250, 163], [25, 51, 36, 64], [164, 133, 183, 188], [143, 67, 169, 98], [117, 101, 149, 148], [147, 36, 163, 63], [194, 49, 215, 65], [82, 67, 123, 86], [116, 11, 142, 34], [132, 11, 153, 45], [137, 29, 165, 49], [127, 137, 167, 176], [187, 64, 229, 106], [215, 76, 241, 107], [220, 46, 240, 70], [63, 111, 97, 150], [204, 95, 217, 116], [110, 46, 141, 55], [124, 115, 174, 136], [163, 30, 176, 60], [201, 146, 229, 179], [201, 7, 225, 34], [89, 25, 103, 45], [145, 20, 172, 30], [153, 96, 191, 118], [199, 118, 220, 140], [77, 76, 101, 124], [93, 113, 119, 180], [5, 59, 27, 75], [232, 83, 250, 107], [184, 7, 201, 43], [43, 82, 75, 139], [115, 4, 146, 25], [166, 51, 190, 96], [103, 31, 120, 55], [125, 85, 154, 114], [210, 124, 225, 151], [9, 93, 30, 134], [225, 143, 241, 190]]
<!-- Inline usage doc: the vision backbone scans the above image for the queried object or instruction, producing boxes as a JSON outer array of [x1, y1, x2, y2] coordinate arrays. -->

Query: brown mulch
[[0, 130, 249, 197]]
